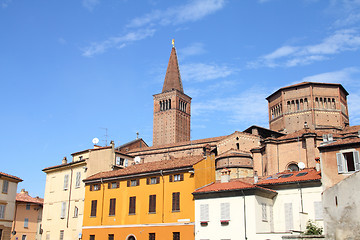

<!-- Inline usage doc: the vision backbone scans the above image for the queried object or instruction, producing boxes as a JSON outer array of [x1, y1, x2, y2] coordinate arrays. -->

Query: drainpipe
[[241, 190, 248, 240], [67, 168, 73, 228], [160, 170, 165, 223], [100, 178, 105, 225]]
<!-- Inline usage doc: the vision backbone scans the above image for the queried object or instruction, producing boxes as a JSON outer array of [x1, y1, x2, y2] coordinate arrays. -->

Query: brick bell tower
[[153, 41, 191, 146]]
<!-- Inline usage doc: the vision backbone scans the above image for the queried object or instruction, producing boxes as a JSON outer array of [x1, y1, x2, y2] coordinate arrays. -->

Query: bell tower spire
[[153, 41, 191, 146], [162, 40, 184, 93]]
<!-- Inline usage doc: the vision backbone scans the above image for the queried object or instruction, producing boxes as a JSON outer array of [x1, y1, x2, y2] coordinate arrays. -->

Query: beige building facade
[[0, 172, 22, 240], [41, 143, 134, 240]]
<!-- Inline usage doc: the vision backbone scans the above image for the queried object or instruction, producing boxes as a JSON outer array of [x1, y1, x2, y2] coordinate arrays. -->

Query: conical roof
[[162, 47, 184, 93]]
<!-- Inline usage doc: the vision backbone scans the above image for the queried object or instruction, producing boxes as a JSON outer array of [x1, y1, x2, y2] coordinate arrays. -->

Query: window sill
[[172, 210, 180, 213], [128, 213, 136, 215], [148, 212, 156, 214]]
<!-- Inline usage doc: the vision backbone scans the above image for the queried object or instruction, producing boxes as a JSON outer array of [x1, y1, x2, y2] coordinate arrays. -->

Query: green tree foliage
[[304, 220, 323, 235]]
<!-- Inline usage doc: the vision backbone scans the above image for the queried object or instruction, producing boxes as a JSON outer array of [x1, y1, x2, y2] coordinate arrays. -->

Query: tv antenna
[[100, 127, 109, 146]]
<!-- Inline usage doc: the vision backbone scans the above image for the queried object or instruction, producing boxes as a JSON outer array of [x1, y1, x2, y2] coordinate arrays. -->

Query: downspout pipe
[[160, 170, 165, 223], [100, 178, 105, 225], [241, 190, 248, 240]]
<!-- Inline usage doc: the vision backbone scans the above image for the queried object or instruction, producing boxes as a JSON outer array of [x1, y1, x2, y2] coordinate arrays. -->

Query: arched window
[[160, 101, 163, 111], [315, 97, 319, 108], [287, 101, 291, 113], [304, 98, 308, 110], [296, 100, 300, 111], [288, 163, 299, 172], [319, 98, 323, 108], [300, 99, 303, 110], [332, 98, 336, 109], [168, 99, 171, 109]]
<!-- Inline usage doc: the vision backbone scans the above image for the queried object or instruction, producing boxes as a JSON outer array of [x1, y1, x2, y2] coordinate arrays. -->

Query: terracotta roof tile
[[340, 125, 360, 135], [85, 155, 204, 181], [216, 148, 251, 159], [128, 135, 227, 153], [257, 168, 321, 185], [318, 137, 360, 148], [162, 47, 183, 93], [42, 159, 86, 172], [16, 193, 43, 204], [193, 178, 276, 194], [0, 172, 22, 182], [276, 129, 341, 140]]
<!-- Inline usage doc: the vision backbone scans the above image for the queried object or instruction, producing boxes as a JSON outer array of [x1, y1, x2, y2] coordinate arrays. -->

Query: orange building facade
[[82, 153, 215, 240], [12, 189, 43, 240]]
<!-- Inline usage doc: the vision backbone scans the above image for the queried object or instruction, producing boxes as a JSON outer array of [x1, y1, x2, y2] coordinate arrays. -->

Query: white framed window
[[0, 204, 5, 219], [24, 218, 29, 228], [336, 151, 360, 173], [2, 180, 9, 194], [261, 203, 267, 221], [75, 172, 81, 188], [61, 202, 66, 219], [200, 204, 209, 222], [116, 157, 125, 165], [63, 174, 69, 190], [220, 202, 230, 221], [174, 174, 181, 181], [150, 177, 158, 184]]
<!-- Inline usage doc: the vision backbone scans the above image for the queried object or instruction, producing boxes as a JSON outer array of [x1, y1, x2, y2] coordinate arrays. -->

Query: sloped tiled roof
[[216, 148, 251, 159], [257, 168, 321, 186], [339, 125, 360, 135], [16, 193, 43, 204], [276, 129, 341, 140], [128, 135, 227, 153], [318, 137, 360, 149], [0, 172, 22, 182], [85, 155, 204, 181], [42, 159, 86, 172], [193, 178, 276, 194]]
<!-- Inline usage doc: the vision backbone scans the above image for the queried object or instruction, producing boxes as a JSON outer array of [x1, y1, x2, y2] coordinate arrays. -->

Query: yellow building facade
[[82, 153, 215, 240]]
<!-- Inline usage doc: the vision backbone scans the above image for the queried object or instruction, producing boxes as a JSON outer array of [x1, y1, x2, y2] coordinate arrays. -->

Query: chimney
[[304, 121, 309, 129], [220, 168, 231, 183], [252, 128, 259, 136], [110, 140, 115, 148], [315, 157, 321, 171], [62, 157, 67, 164], [254, 171, 258, 184]]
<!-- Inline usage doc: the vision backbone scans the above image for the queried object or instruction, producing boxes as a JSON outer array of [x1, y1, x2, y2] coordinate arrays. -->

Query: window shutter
[[127, 181, 130, 187], [336, 153, 344, 173], [200, 204, 209, 221], [354, 151, 360, 171], [220, 202, 230, 220], [109, 198, 116, 216], [147, 178, 150, 185], [314, 201, 323, 220], [172, 192, 180, 211], [116, 182, 120, 188], [108, 183, 111, 189], [129, 197, 136, 214], [156, 176, 160, 184], [136, 179, 140, 186], [180, 174, 184, 181], [149, 195, 156, 213], [91, 200, 97, 217], [2, 180, 8, 194], [284, 202, 293, 231], [61, 202, 66, 219], [63, 174, 69, 190], [0, 205, 5, 219], [169, 175, 173, 182], [90, 185, 93, 191], [75, 172, 81, 188]]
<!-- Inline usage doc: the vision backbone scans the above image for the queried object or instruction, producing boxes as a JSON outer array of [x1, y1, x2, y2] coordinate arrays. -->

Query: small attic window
[[279, 174, 293, 178], [296, 172, 308, 177]]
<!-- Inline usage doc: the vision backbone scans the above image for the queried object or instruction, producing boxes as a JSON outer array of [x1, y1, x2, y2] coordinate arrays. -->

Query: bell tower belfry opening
[[153, 41, 191, 146]]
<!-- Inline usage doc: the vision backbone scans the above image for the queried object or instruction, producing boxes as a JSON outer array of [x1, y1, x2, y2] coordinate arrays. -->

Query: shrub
[[304, 220, 323, 235]]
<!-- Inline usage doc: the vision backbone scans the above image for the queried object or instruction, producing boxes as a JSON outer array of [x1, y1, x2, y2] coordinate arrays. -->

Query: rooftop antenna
[[100, 127, 109, 146]]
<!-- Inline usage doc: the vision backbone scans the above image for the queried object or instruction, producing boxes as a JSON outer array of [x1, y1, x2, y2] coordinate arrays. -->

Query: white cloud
[[300, 67, 359, 84], [1, 0, 12, 8], [83, 0, 100, 11], [348, 93, 360, 125], [127, 0, 226, 28], [82, 0, 225, 56], [250, 29, 360, 68], [82, 28, 156, 57], [179, 42, 206, 59], [192, 87, 269, 127], [181, 63, 236, 82], [330, 0, 360, 27]]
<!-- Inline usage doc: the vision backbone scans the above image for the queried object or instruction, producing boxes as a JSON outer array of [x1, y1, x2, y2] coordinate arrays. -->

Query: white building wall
[[194, 185, 323, 240]]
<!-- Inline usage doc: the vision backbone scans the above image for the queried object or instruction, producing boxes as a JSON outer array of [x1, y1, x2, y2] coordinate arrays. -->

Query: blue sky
[[1, 0, 360, 197]]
